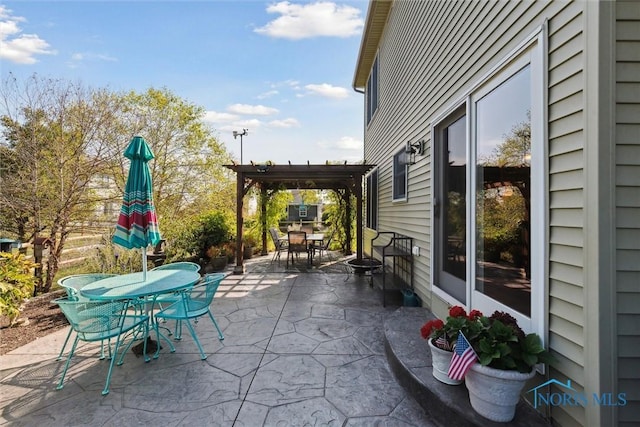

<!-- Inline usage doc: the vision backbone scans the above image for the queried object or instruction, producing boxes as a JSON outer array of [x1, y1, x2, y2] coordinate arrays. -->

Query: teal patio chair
[[150, 261, 202, 332], [54, 298, 149, 395], [153, 273, 225, 360], [150, 261, 201, 272], [56, 273, 117, 360]]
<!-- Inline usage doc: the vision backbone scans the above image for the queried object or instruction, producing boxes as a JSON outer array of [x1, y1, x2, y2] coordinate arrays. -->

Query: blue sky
[[0, 1, 368, 164]]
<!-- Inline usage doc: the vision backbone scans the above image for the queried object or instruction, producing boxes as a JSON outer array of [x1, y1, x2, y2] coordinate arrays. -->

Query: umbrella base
[[131, 336, 162, 357]]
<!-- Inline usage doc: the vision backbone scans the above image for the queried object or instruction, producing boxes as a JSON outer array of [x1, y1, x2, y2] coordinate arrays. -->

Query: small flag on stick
[[448, 332, 477, 380], [435, 334, 453, 351]]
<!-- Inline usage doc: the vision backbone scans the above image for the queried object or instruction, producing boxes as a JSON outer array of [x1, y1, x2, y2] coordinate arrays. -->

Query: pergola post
[[353, 181, 363, 261], [260, 186, 268, 256], [345, 190, 353, 255], [233, 170, 245, 274]]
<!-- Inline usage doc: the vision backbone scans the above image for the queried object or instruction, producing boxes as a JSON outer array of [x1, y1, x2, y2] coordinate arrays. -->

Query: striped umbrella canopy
[[112, 136, 162, 279]]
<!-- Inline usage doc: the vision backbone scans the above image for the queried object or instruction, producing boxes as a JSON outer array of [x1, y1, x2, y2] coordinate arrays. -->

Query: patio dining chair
[[150, 261, 202, 306], [56, 273, 117, 361], [269, 227, 288, 264], [310, 230, 334, 265], [150, 261, 201, 272], [149, 261, 202, 334], [153, 273, 225, 360], [287, 230, 310, 267], [54, 298, 149, 395]]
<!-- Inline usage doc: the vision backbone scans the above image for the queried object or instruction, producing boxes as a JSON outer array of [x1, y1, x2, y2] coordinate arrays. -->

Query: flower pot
[[203, 256, 227, 273], [428, 339, 462, 385], [243, 245, 253, 259], [464, 363, 535, 422]]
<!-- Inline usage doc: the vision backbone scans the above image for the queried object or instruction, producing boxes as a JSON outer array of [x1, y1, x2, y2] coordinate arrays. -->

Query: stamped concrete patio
[[0, 253, 437, 426]]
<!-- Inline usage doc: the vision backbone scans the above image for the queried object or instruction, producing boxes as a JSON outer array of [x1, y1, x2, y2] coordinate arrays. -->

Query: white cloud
[[305, 83, 349, 99], [203, 111, 239, 124], [70, 52, 117, 62], [318, 136, 362, 150], [218, 119, 264, 133], [255, 1, 364, 40], [67, 51, 117, 68], [0, 6, 56, 64], [268, 118, 300, 128], [256, 90, 279, 99], [228, 103, 279, 116]]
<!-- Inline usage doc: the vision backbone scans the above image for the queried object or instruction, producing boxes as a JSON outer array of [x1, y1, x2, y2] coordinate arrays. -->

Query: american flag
[[435, 334, 452, 351], [447, 332, 477, 380]]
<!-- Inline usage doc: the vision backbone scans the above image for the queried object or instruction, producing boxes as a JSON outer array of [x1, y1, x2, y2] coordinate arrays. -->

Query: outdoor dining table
[[80, 269, 201, 358]]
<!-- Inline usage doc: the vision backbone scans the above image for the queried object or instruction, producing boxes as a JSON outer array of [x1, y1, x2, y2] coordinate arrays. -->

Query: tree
[[1, 77, 236, 293], [110, 88, 235, 224], [1, 74, 122, 292]]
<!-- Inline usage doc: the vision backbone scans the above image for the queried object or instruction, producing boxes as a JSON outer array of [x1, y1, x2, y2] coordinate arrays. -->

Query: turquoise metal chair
[[54, 298, 149, 395], [149, 261, 202, 333], [153, 273, 225, 360], [150, 261, 201, 272], [56, 274, 118, 360], [150, 261, 201, 306]]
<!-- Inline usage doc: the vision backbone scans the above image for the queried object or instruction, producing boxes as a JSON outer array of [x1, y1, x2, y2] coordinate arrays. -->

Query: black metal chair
[[269, 227, 288, 264], [310, 230, 334, 265], [287, 230, 310, 267]]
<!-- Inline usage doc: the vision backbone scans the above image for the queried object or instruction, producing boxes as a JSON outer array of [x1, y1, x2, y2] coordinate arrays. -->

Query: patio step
[[383, 307, 551, 427]]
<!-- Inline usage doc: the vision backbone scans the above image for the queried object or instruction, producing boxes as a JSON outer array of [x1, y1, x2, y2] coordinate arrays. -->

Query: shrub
[[194, 211, 234, 259], [0, 252, 38, 325], [85, 233, 143, 274]]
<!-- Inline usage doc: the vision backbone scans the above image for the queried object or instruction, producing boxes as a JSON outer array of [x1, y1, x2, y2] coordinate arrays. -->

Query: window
[[393, 148, 407, 201], [432, 32, 544, 335], [366, 169, 378, 229], [366, 55, 379, 125], [434, 107, 467, 303]]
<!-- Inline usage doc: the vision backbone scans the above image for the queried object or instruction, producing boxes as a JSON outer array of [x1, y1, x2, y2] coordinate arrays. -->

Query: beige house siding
[[358, 1, 639, 424], [354, 1, 628, 426], [547, 3, 587, 426], [616, 2, 640, 425]]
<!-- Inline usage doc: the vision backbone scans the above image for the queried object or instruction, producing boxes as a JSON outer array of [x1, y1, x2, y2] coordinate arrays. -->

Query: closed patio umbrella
[[112, 136, 162, 280]]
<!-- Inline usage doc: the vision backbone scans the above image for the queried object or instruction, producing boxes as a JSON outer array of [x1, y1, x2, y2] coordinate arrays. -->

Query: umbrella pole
[[142, 248, 147, 281]]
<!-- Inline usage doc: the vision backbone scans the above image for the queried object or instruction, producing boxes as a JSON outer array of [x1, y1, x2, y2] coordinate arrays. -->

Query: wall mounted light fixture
[[405, 139, 426, 165]]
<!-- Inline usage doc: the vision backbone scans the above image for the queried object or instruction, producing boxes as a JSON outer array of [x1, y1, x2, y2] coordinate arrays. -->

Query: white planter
[[428, 339, 462, 385], [465, 363, 535, 422]]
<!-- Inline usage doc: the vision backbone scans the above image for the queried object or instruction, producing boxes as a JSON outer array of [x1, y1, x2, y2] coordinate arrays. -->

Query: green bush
[[83, 233, 144, 274], [195, 211, 234, 258], [164, 210, 234, 261], [0, 252, 38, 325]]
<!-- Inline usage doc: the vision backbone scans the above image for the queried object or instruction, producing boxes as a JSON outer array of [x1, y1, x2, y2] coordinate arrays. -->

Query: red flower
[[420, 319, 444, 339], [468, 309, 483, 320], [448, 305, 467, 318]]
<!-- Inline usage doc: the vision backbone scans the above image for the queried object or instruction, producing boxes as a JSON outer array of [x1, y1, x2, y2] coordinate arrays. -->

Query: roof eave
[[352, 0, 393, 90]]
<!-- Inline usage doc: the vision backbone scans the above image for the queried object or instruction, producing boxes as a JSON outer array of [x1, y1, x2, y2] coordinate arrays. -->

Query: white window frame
[[366, 55, 379, 125], [392, 148, 408, 202], [430, 25, 547, 339]]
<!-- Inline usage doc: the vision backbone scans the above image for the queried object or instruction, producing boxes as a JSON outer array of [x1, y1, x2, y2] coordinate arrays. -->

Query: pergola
[[224, 163, 375, 273]]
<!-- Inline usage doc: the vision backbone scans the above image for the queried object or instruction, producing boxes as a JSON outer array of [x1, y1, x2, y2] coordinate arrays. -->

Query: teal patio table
[[81, 269, 201, 360]]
